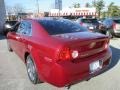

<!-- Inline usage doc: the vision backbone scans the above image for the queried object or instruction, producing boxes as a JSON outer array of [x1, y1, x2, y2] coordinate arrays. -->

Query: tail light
[[80, 22, 83, 25], [104, 39, 110, 49], [59, 47, 71, 61], [72, 50, 79, 59], [58, 47, 79, 61], [113, 23, 116, 30]]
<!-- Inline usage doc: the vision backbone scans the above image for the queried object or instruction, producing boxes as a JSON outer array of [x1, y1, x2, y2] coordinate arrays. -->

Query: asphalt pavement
[[0, 35, 120, 90]]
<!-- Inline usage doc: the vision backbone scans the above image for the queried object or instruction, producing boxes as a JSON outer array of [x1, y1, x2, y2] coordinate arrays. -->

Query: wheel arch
[[24, 52, 30, 63]]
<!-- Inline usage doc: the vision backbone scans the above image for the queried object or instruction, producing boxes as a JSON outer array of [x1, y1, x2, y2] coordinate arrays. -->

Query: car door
[[12, 21, 27, 59], [7, 22, 20, 52], [17, 21, 32, 60]]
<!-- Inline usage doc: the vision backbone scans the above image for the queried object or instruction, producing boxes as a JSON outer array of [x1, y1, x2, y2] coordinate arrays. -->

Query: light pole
[[58, 0, 60, 17], [36, 0, 40, 14], [0, 0, 6, 33], [58, 0, 62, 17], [93, 0, 96, 6]]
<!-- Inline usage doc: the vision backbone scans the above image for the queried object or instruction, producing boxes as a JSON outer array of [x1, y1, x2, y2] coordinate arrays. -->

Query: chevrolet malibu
[[7, 18, 112, 87]]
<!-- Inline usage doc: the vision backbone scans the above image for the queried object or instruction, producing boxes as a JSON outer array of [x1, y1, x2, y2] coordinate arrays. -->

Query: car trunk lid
[[52, 32, 109, 59]]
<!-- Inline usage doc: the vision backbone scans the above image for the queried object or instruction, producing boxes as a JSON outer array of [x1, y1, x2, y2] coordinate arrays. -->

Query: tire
[[106, 30, 113, 38], [26, 55, 40, 84], [7, 41, 13, 52]]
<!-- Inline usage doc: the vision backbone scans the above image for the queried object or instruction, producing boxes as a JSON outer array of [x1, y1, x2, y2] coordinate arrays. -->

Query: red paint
[[7, 19, 112, 87]]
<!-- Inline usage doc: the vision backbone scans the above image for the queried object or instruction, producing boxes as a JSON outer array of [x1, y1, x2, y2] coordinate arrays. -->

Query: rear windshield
[[113, 20, 120, 23], [38, 19, 88, 35], [82, 19, 98, 23]]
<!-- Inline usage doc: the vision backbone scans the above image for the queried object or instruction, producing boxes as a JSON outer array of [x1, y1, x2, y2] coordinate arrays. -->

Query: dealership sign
[[49, 8, 97, 17]]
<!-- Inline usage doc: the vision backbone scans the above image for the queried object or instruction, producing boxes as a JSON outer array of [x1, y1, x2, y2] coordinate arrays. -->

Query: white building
[[49, 8, 97, 17], [0, 0, 6, 33]]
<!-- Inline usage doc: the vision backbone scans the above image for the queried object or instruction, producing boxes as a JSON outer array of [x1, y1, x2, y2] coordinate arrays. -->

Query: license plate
[[90, 60, 102, 73], [89, 27, 94, 29]]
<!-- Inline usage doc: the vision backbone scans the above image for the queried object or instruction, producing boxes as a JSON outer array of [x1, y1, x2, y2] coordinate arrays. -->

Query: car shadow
[[0, 34, 6, 40], [108, 45, 120, 69], [95, 45, 120, 76]]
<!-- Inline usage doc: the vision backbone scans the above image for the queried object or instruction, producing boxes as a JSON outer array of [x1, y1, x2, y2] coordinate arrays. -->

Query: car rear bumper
[[39, 48, 112, 87], [113, 33, 120, 37]]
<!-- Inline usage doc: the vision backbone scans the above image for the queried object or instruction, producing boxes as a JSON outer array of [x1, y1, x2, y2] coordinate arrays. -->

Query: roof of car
[[23, 17, 72, 23], [105, 17, 120, 20], [78, 18, 97, 19]]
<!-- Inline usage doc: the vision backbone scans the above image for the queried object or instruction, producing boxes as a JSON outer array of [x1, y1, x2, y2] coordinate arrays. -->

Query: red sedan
[[7, 18, 112, 87]]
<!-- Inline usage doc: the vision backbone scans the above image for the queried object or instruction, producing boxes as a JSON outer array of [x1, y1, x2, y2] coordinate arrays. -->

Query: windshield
[[38, 19, 88, 35], [82, 19, 98, 24]]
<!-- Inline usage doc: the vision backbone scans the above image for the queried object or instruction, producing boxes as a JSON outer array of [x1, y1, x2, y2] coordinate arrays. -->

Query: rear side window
[[38, 20, 88, 35], [81, 19, 98, 23]]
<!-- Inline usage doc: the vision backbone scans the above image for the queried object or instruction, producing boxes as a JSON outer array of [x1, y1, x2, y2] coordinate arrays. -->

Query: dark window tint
[[113, 20, 120, 23], [12, 22, 20, 32], [103, 19, 113, 28], [6, 21, 17, 26], [81, 19, 98, 24], [38, 19, 88, 35]]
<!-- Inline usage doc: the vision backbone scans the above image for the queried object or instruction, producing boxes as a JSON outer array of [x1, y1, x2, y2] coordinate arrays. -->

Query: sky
[[4, 0, 120, 12]]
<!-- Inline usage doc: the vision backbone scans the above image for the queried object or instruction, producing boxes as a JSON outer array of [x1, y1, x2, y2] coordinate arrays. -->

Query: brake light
[[59, 47, 71, 61], [58, 47, 79, 61], [104, 43, 108, 49], [80, 22, 83, 25], [113, 23, 116, 30], [104, 39, 110, 49]]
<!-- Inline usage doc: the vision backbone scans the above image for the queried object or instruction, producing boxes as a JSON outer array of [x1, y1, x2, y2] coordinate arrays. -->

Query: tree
[[73, 3, 80, 8], [6, 6, 14, 15], [6, 4, 25, 20], [101, 11, 107, 18], [107, 2, 120, 17], [107, 2, 114, 17], [13, 4, 25, 15], [85, 3, 91, 8], [110, 6, 120, 17], [92, 0, 105, 19]]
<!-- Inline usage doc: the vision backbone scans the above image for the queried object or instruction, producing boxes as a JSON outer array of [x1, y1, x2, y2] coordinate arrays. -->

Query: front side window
[[16, 21, 32, 36], [24, 22, 32, 35], [38, 19, 88, 35], [17, 22, 25, 34]]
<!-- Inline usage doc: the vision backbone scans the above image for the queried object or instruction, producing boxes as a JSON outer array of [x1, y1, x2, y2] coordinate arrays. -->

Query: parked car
[[7, 18, 112, 87], [3, 20, 17, 35], [102, 18, 120, 37], [76, 18, 99, 32]]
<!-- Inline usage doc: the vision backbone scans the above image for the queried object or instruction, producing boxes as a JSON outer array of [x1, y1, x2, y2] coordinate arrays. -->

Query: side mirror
[[5, 24, 12, 29], [4, 24, 13, 32]]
